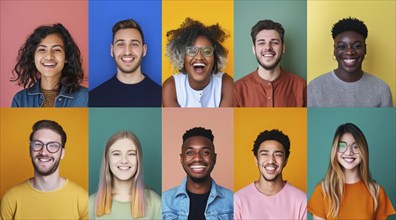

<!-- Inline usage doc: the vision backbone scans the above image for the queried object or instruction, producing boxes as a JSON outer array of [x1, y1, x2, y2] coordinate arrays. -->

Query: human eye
[[201, 150, 211, 156], [338, 142, 347, 152], [128, 151, 137, 156], [185, 150, 194, 156], [186, 46, 198, 56], [353, 43, 362, 49], [260, 152, 268, 157], [336, 44, 346, 50], [116, 42, 125, 47], [201, 47, 213, 56], [36, 47, 46, 52], [274, 153, 283, 157], [271, 40, 280, 45]]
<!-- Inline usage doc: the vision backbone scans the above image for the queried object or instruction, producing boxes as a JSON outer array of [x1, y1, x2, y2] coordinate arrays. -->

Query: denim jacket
[[11, 82, 88, 107], [162, 177, 233, 220]]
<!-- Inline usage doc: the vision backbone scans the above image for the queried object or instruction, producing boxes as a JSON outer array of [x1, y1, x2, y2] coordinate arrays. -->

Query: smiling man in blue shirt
[[162, 127, 233, 220]]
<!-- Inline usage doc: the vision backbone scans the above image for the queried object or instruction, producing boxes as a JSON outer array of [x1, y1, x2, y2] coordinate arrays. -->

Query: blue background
[[88, 0, 162, 90]]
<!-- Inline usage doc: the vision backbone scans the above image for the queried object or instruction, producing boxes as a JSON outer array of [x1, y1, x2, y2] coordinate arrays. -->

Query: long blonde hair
[[321, 123, 379, 218], [95, 131, 146, 218]]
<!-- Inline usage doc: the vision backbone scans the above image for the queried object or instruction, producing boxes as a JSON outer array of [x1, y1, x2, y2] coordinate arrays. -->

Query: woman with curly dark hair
[[11, 23, 88, 107], [162, 18, 233, 107]]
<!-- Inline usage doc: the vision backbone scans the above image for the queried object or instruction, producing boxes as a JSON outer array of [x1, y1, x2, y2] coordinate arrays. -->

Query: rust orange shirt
[[308, 181, 396, 219], [234, 69, 306, 107]]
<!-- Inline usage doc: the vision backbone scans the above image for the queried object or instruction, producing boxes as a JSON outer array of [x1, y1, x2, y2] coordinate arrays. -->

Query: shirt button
[[58, 98, 62, 101], [268, 97, 271, 99]]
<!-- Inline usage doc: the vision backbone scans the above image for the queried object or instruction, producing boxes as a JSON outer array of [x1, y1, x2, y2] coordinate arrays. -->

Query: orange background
[[162, 0, 234, 82], [0, 108, 88, 198], [234, 108, 307, 192], [162, 108, 233, 191]]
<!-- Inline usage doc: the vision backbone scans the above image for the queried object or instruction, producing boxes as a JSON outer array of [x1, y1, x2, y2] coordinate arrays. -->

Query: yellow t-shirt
[[0, 179, 88, 220], [308, 180, 396, 219]]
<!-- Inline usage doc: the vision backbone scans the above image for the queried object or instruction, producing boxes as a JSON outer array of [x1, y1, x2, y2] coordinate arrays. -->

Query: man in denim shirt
[[162, 127, 233, 220]]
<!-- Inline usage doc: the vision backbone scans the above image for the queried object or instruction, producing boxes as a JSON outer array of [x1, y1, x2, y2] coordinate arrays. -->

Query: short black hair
[[29, 120, 67, 148], [112, 19, 145, 44], [252, 129, 290, 159], [182, 127, 214, 143], [251, 19, 285, 44], [331, 17, 368, 39]]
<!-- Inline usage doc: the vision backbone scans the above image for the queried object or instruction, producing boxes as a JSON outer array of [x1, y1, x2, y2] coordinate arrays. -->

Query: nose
[[45, 50, 54, 59], [125, 44, 132, 55], [121, 154, 129, 163], [39, 144, 49, 155], [345, 145, 354, 155], [267, 154, 275, 163], [193, 152, 204, 162], [344, 46, 356, 55], [195, 49, 204, 59]]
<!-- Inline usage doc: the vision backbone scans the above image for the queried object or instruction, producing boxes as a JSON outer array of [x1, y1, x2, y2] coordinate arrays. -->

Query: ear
[[180, 153, 183, 164], [142, 44, 147, 57], [282, 43, 285, 54], [252, 45, 256, 55], [254, 156, 258, 167], [110, 44, 114, 57], [61, 148, 65, 160], [213, 153, 217, 166]]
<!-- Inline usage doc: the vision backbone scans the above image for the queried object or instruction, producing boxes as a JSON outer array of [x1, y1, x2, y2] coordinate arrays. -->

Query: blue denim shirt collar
[[174, 177, 225, 202], [27, 81, 75, 99]]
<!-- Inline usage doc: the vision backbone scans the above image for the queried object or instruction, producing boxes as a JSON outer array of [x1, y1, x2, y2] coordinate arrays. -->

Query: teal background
[[88, 108, 162, 195], [308, 108, 396, 219], [234, 0, 307, 81]]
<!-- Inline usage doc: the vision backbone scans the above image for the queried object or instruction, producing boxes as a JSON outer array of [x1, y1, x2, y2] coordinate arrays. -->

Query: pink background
[[0, 0, 88, 107], [162, 108, 234, 191]]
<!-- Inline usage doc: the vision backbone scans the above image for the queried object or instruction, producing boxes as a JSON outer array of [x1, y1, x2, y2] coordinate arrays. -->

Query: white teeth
[[265, 167, 275, 171], [122, 57, 133, 61], [343, 59, 356, 63], [191, 165, 205, 169], [118, 166, 131, 170], [193, 63, 205, 67], [43, 63, 56, 66], [39, 158, 51, 162], [263, 54, 273, 57], [343, 158, 355, 162]]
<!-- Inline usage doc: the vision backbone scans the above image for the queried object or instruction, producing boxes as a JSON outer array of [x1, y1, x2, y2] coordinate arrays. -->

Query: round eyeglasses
[[337, 142, 360, 154], [30, 140, 62, 153], [185, 46, 215, 57]]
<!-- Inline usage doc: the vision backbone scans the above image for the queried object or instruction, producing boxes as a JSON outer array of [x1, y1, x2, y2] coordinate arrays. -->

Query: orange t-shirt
[[308, 181, 395, 219]]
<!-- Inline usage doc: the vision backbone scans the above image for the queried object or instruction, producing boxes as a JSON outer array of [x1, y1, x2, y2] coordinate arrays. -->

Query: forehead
[[192, 35, 213, 47], [258, 140, 285, 152], [182, 136, 214, 150], [109, 138, 137, 151], [114, 28, 142, 42], [339, 132, 356, 143], [334, 31, 365, 42], [255, 29, 281, 42], [32, 128, 62, 141], [39, 33, 64, 46]]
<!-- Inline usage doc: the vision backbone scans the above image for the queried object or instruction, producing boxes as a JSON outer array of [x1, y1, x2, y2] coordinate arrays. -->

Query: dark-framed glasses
[[337, 141, 360, 154], [185, 46, 215, 57], [30, 140, 62, 153]]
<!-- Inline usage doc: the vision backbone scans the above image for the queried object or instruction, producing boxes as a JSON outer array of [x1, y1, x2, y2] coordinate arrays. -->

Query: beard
[[31, 155, 61, 176], [256, 53, 283, 70], [115, 52, 144, 74]]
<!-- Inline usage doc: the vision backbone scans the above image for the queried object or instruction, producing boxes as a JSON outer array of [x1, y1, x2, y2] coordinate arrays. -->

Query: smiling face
[[255, 140, 287, 182], [337, 132, 361, 172], [180, 136, 216, 183], [184, 35, 215, 90], [108, 138, 138, 182], [334, 31, 366, 75], [30, 129, 64, 177], [34, 34, 66, 81], [111, 28, 147, 75], [253, 30, 284, 71]]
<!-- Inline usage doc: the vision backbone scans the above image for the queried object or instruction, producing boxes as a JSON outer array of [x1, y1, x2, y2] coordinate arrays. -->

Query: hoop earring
[[332, 55, 336, 61]]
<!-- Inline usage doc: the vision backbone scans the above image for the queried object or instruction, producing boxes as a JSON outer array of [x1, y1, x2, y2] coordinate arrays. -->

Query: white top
[[173, 72, 224, 107]]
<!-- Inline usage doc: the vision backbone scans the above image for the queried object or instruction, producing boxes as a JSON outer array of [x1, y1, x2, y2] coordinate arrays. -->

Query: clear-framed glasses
[[337, 141, 360, 154], [30, 140, 62, 153], [185, 46, 215, 57]]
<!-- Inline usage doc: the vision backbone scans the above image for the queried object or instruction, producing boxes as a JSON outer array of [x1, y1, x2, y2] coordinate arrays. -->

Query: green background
[[88, 108, 162, 195], [234, 0, 307, 81], [308, 108, 396, 219]]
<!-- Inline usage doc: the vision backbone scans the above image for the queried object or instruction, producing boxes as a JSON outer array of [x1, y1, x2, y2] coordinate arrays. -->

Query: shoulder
[[282, 70, 306, 83], [162, 185, 180, 198], [364, 73, 390, 87], [146, 188, 161, 201], [2, 181, 30, 197], [235, 183, 254, 198], [235, 71, 256, 86], [221, 73, 234, 85], [163, 75, 176, 89], [284, 183, 307, 198], [142, 75, 161, 89], [215, 183, 234, 198], [90, 76, 117, 93], [65, 180, 88, 195], [308, 72, 332, 88]]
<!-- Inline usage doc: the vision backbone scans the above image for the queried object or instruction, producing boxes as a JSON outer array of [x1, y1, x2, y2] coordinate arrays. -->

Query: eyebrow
[[259, 150, 284, 153], [114, 39, 142, 44], [37, 44, 64, 48]]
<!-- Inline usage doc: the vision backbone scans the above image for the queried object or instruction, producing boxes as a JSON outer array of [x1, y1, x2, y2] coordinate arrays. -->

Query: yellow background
[[234, 108, 307, 192], [162, 0, 234, 82], [307, 1, 396, 105], [0, 108, 88, 197]]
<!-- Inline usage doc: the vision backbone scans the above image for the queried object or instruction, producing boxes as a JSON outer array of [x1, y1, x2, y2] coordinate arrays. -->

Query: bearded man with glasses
[[0, 120, 88, 219]]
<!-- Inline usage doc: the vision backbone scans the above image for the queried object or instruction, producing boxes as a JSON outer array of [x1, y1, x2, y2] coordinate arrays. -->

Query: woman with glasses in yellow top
[[162, 18, 233, 107], [308, 123, 395, 219]]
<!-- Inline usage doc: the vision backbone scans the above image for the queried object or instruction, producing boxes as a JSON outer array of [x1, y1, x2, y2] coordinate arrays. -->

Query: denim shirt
[[162, 177, 234, 220], [11, 82, 88, 107]]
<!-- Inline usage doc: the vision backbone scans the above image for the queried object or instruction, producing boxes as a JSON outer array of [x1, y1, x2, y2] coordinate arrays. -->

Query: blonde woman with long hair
[[89, 131, 161, 219], [308, 123, 395, 219]]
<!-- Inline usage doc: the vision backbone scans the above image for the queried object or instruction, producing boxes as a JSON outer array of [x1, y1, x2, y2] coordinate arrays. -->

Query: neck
[[112, 177, 133, 202], [116, 69, 145, 84], [343, 169, 360, 184], [186, 176, 211, 194], [255, 175, 285, 196], [40, 77, 61, 90], [257, 65, 282, 81], [31, 170, 64, 191], [187, 74, 211, 91], [334, 68, 363, 83]]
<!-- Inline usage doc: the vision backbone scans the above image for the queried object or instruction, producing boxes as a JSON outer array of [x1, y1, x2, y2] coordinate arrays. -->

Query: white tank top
[[173, 72, 224, 107]]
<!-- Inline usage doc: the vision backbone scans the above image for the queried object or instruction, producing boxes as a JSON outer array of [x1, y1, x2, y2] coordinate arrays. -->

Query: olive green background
[[308, 108, 396, 219], [88, 108, 162, 195], [234, 0, 307, 81]]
